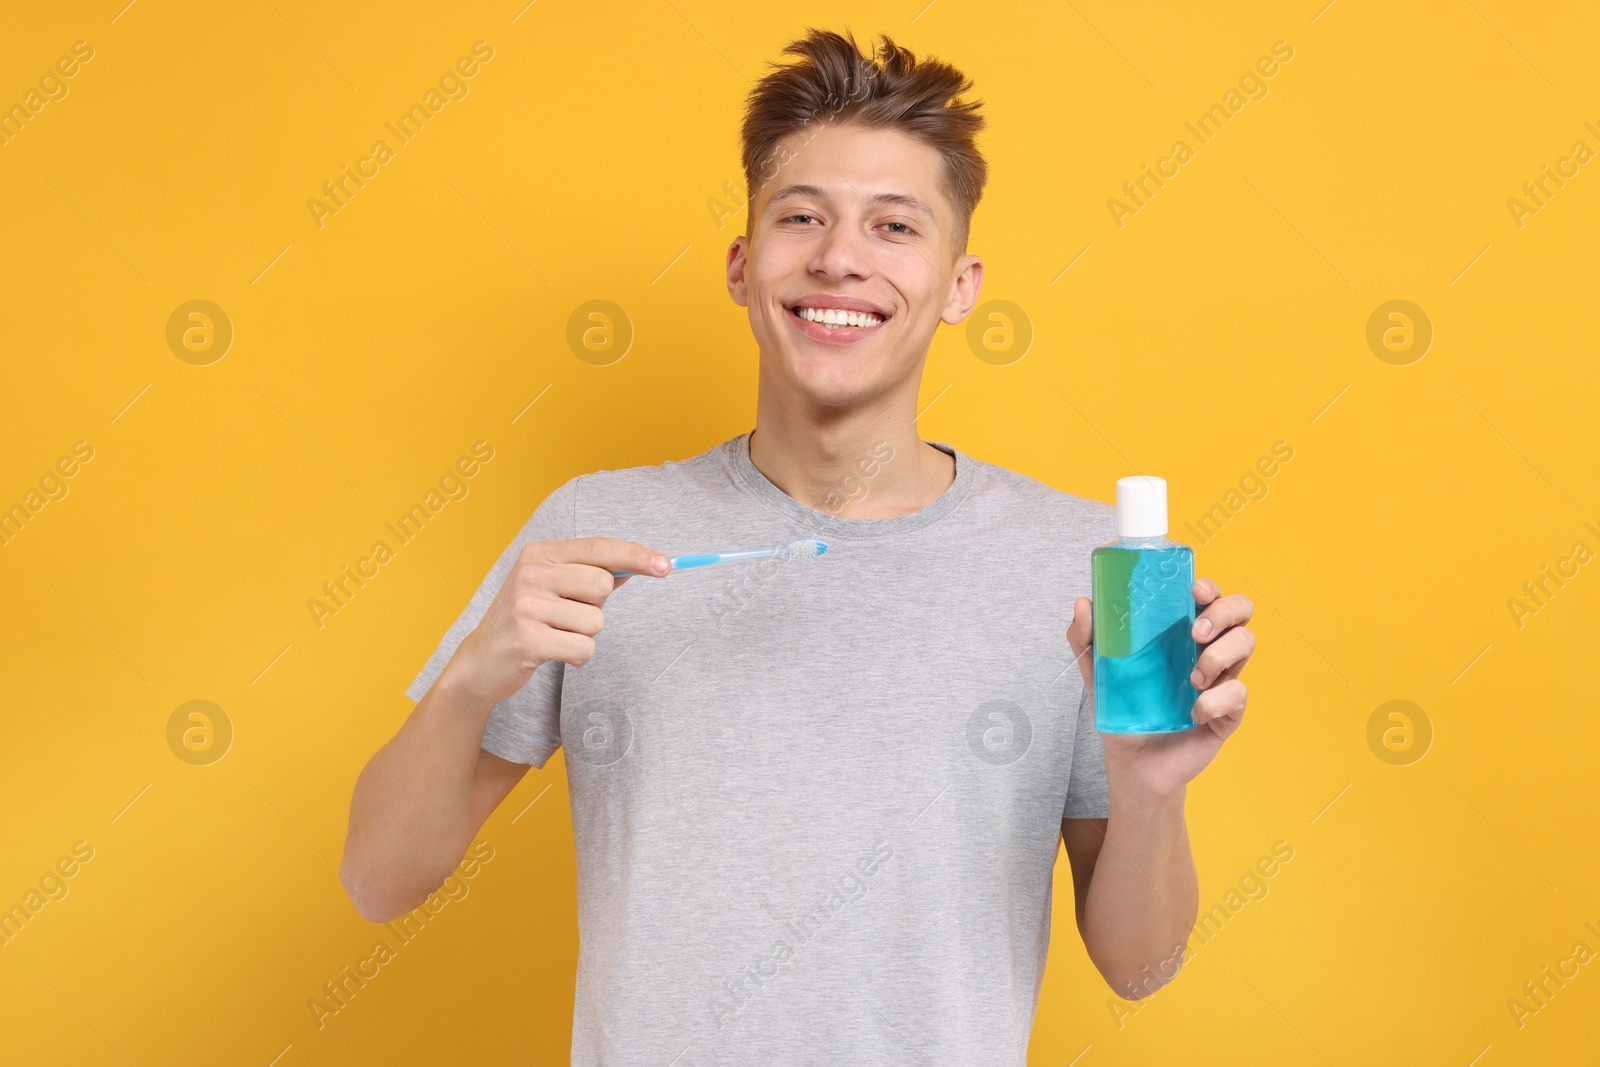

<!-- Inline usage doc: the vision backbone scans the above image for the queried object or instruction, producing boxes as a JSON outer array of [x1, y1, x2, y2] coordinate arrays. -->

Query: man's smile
[[784, 294, 893, 345]]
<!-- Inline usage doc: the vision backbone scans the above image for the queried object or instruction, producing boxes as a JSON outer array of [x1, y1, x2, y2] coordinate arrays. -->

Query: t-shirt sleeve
[[1062, 680, 1111, 820], [403, 475, 579, 768]]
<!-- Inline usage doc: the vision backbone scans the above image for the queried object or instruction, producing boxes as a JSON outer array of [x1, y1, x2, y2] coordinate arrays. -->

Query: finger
[[1192, 590, 1254, 643], [545, 563, 624, 608], [1066, 596, 1093, 666], [1191, 678, 1247, 728], [536, 596, 606, 638], [1211, 656, 1246, 687], [1190, 627, 1255, 689], [531, 537, 672, 578], [541, 628, 598, 669]]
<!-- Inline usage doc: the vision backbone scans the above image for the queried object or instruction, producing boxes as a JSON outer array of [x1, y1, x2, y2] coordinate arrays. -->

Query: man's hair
[[739, 27, 988, 256]]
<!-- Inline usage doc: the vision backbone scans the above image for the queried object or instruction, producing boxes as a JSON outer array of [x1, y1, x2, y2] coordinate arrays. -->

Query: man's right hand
[[444, 537, 671, 706]]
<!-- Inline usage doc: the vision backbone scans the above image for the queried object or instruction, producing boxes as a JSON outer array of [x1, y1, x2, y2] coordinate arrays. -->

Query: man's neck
[[747, 404, 956, 519]]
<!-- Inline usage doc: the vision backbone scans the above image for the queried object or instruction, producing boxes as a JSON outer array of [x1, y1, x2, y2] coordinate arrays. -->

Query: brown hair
[[739, 27, 988, 256]]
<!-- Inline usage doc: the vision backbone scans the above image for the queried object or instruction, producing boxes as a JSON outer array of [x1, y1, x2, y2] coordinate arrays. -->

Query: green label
[[1091, 548, 1137, 658]]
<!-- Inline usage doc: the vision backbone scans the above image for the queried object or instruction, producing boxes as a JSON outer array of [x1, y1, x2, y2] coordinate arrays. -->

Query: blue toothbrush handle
[[669, 553, 724, 569], [608, 544, 808, 577], [609, 553, 724, 577]]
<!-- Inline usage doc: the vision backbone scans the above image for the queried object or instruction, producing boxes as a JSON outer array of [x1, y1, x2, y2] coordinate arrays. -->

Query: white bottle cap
[[1116, 475, 1168, 537]]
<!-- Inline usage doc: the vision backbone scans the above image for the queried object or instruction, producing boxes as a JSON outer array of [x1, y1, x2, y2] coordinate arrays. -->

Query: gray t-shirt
[[405, 430, 1116, 1066]]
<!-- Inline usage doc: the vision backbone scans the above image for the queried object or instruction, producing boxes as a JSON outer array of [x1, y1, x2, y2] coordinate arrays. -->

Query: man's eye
[[883, 222, 915, 235], [783, 214, 817, 224]]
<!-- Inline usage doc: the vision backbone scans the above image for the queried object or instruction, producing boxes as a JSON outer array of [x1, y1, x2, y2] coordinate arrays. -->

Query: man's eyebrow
[[767, 183, 936, 222]]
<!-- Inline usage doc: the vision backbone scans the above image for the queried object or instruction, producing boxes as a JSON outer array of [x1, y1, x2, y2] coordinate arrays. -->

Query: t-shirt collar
[[719, 428, 977, 540]]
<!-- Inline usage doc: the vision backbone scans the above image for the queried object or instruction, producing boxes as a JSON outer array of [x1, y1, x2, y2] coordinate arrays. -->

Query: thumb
[[1066, 596, 1094, 673], [1066, 596, 1092, 650]]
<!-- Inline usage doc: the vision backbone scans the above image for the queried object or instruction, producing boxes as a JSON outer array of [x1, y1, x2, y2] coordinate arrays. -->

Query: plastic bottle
[[1090, 476, 1199, 733]]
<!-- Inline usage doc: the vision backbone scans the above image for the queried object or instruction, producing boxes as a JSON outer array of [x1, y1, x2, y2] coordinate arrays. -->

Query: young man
[[341, 27, 1254, 1065]]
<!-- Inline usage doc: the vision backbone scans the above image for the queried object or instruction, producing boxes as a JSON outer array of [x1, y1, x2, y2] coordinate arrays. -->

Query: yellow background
[[2, 0, 1596, 1063]]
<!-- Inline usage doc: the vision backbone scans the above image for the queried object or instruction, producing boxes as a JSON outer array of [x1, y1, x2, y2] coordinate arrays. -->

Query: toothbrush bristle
[[785, 539, 827, 559]]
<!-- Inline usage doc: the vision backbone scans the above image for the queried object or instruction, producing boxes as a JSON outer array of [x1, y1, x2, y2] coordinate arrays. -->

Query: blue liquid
[[1091, 539, 1199, 733]]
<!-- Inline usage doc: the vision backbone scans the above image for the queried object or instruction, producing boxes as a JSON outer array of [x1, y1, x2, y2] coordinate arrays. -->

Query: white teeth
[[795, 306, 883, 328]]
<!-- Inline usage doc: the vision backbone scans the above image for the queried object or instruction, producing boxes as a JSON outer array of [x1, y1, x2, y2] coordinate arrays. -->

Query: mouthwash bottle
[[1091, 476, 1199, 733]]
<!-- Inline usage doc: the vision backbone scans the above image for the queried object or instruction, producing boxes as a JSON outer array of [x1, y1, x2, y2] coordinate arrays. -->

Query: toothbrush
[[610, 539, 828, 577]]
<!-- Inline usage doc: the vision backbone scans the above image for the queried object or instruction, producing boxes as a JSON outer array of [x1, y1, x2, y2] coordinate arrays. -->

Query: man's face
[[727, 122, 983, 412]]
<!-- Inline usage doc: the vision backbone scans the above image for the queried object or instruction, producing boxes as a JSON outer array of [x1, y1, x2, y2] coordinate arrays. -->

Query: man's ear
[[726, 235, 750, 307], [940, 253, 984, 325]]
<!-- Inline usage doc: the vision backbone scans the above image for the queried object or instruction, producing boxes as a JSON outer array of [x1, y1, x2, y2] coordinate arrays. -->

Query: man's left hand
[[1066, 577, 1255, 799]]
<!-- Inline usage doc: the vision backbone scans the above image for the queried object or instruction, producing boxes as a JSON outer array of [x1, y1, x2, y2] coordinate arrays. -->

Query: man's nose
[[811, 219, 871, 278]]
